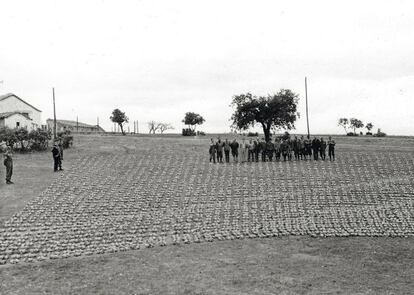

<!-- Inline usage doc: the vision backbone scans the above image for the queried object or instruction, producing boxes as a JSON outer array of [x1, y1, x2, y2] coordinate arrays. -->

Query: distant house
[[0, 93, 42, 130], [46, 119, 105, 133]]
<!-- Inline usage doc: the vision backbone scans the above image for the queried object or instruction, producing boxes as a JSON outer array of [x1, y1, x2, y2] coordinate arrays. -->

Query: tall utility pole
[[53, 88, 57, 141], [305, 77, 310, 138]]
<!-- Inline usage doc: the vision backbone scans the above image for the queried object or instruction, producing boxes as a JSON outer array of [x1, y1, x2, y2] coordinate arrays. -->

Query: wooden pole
[[305, 77, 310, 138], [53, 88, 57, 141]]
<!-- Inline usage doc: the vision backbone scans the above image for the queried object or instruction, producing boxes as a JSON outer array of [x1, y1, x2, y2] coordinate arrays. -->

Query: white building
[[0, 93, 42, 130]]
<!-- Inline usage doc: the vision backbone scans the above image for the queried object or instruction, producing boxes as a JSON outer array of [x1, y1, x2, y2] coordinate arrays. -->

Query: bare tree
[[148, 121, 161, 134], [338, 118, 349, 134], [159, 123, 174, 134]]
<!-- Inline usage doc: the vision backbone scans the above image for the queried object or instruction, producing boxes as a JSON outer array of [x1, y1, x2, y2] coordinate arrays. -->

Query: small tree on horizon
[[338, 118, 349, 134], [110, 108, 129, 135], [182, 112, 205, 132], [366, 122, 373, 134], [350, 118, 364, 134], [159, 123, 174, 133], [148, 121, 160, 134]]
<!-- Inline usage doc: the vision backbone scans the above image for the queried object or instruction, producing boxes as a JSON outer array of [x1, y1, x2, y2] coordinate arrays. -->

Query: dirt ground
[[0, 134, 413, 294]]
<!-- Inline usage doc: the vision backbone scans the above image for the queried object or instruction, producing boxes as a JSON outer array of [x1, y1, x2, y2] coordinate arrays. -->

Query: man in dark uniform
[[259, 138, 267, 162], [311, 137, 321, 160], [320, 137, 327, 160], [292, 136, 300, 160], [280, 139, 288, 161], [52, 142, 62, 171], [216, 138, 224, 163], [266, 139, 274, 161], [247, 139, 254, 162], [274, 138, 281, 161], [58, 140, 64, 171], [224, 139, 231, 163], [230, 139, 239, 162], [3, 147, 13, 184], [287, 138, 293, 161], [304, 135, 312, 160], [298, 136, 304, 160], [254, 138, 260, 162], [209, 138, 217, 163], [328, 136, 336, 161]]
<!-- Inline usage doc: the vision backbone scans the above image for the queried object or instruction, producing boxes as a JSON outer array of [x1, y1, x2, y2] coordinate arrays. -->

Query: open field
[[1, 134, 413, 294]]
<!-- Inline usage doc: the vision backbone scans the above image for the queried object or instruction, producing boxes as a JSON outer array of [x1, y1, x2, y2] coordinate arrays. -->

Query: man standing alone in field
[[328, 136, 336, 161], [58, 140, 64, 171], [52, 142, 62, 171], [3, 147, 13, 184]]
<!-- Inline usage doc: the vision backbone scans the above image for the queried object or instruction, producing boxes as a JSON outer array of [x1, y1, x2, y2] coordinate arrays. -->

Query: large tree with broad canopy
[[230, 89, 299, 141]]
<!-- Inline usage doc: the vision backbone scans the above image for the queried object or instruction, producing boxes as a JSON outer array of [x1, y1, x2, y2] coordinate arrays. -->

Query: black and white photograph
[[0, 0, 413, 294]]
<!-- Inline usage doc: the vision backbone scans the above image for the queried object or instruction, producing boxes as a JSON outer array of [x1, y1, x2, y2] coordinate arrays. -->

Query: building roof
[[0, 93, 42, 112], [46, 119, 106, 131], [0, 111, 32, 120]]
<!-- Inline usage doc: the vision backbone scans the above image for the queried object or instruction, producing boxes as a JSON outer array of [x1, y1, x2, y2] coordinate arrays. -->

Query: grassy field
[[0, 134, 413, 294]]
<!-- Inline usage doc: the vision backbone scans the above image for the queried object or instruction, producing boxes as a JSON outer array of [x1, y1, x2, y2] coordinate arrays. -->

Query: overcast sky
[[1, 0, 413, 135]]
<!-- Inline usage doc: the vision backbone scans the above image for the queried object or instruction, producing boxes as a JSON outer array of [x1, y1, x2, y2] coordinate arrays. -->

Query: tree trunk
[[261, 123, 271, 142], [120, 124, 125, 135]]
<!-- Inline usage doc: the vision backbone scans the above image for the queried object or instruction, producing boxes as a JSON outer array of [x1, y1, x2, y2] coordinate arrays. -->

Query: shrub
[[182, 128, 196, 136], [373, 129, 387, 137], [29, 129, 52, 151], [247, 132, 258, 137], [196, 131, 206, 136], [366, 132, 372, 136], [347, 132, 358, 136], [0, 127, 17, 148]]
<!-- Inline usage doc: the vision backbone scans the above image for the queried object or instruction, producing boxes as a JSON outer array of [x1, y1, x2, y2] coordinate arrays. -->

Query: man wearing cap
[[320, 137, 327, 161], [328, 136, 336, 161], [259, 138, 267, 162], [304, 135, 312, 160], [209, 138, 217, 163], [311, 136, 321, 160], [230, 138, 239, 162], [216, 138, 224, 163], [3, 146, 13, 184], [52, 142, 62, 171], [223, 139, 231, 163]]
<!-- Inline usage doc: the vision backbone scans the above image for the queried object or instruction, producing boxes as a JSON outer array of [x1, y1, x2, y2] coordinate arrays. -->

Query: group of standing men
[[209, 135, 336, 164]]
